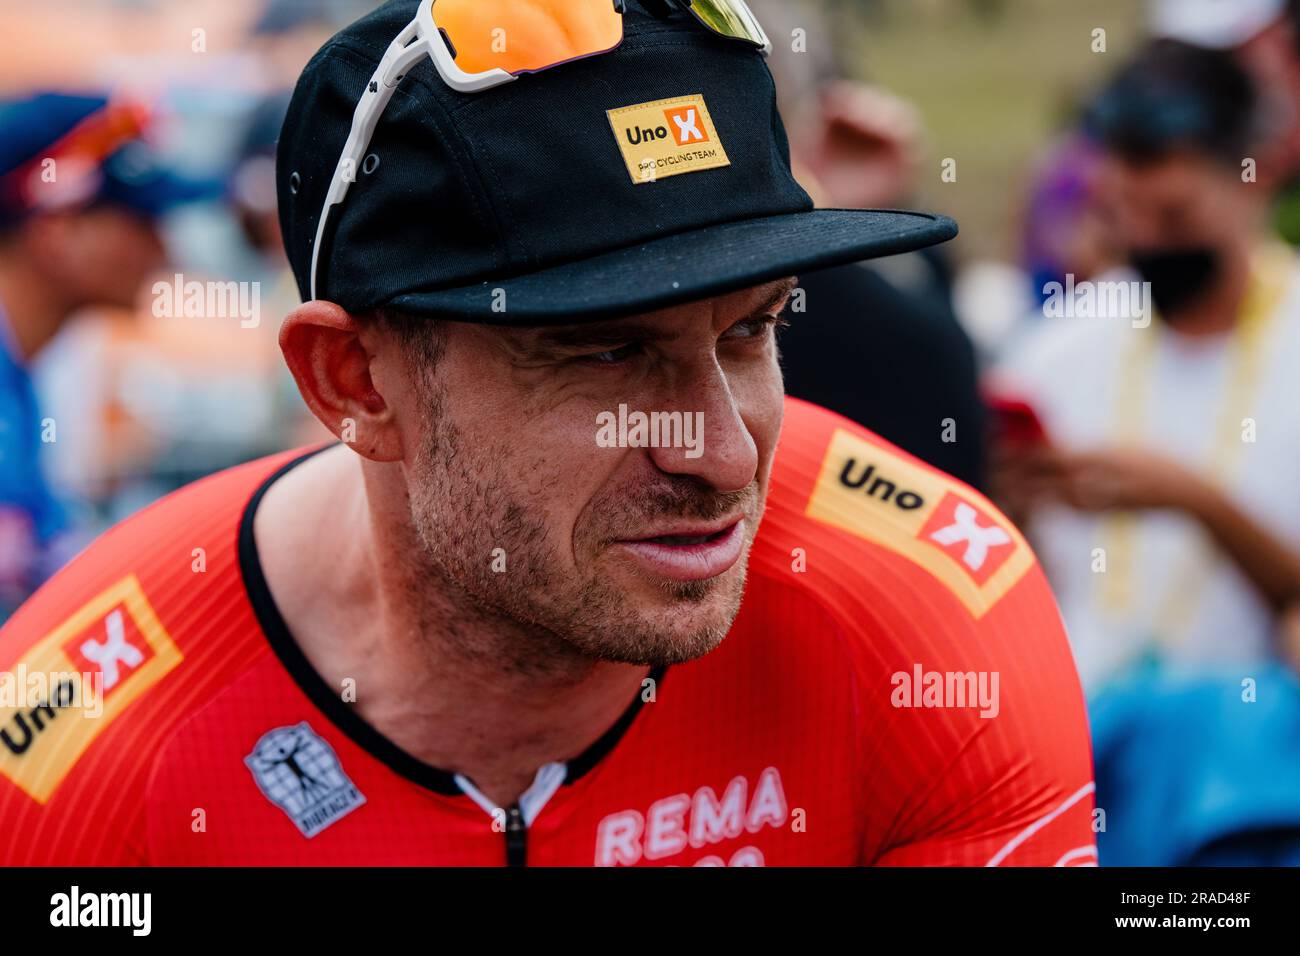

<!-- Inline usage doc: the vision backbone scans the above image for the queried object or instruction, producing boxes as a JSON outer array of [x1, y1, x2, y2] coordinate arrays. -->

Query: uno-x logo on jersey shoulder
[[0, 574, 182, 802], [245, 723, 365, 838], [805, 429, 1033, 618], [606, 93, 730, 184]]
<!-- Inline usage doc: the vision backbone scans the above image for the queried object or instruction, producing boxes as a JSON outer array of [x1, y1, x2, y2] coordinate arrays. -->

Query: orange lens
[[433, 0, 624, 77]]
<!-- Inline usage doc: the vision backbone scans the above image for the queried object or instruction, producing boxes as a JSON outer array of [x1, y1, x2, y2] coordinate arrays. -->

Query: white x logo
[[929, 503, 1011, 571], [79, 609, 144, 692], [671, 108, 704, 143]]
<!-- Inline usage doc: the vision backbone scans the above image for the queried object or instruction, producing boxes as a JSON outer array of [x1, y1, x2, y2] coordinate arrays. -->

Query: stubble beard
[[403, 385, 758, 674]]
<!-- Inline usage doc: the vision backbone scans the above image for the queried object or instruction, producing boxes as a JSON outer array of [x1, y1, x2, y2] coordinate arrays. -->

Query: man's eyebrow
[[524, 278, 799, 352], [529, 320, 670, 351], [753, 277, 799, 317]]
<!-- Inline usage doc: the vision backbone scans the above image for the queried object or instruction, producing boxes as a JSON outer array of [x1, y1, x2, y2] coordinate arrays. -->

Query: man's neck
[[253, 444, 651, 809], [0, 256, 77, 362]]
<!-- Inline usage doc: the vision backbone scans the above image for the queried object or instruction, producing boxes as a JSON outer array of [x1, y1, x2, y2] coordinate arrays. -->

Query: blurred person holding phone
[[0, 93, 211, 619], [993, 40, 1300, 690], [1153, 0, 1300, 647]]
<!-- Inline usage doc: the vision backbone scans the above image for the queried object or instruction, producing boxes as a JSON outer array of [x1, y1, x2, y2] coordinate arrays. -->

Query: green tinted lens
[[687, 0, 769, 49]]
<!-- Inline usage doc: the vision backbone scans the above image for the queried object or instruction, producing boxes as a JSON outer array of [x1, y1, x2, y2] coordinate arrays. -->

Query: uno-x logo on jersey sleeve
[[0, 574, 182, 802], [805, 429, 1033, 618], [607, 94, 730, 184]]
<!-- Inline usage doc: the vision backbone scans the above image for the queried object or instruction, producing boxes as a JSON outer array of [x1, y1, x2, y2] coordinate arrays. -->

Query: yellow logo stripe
[[0, 575, 182, 803], [805, 429, 1033, 619]]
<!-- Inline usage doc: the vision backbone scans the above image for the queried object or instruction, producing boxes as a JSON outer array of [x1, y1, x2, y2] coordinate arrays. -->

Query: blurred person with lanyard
[[0, 93, 211, 620], [745, 0, 984, 488], [1150, 0, 1300, 670], [994, 40, 1300, 690]]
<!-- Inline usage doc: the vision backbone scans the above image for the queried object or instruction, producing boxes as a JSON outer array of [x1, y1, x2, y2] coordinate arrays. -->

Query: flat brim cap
[[279, 0, 956, 325], [389, 207, 955, 323]]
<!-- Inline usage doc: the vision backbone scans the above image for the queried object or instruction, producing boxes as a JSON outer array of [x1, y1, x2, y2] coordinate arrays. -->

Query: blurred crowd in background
[[4, 0, 1300, 865]]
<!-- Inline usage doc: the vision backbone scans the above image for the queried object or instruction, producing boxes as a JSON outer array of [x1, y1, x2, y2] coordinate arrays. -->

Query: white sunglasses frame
[[309, 0, 771, 300]]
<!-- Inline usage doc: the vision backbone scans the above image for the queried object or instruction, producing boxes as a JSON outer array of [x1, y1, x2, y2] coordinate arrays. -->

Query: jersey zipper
[[504, 803, 527, 867]]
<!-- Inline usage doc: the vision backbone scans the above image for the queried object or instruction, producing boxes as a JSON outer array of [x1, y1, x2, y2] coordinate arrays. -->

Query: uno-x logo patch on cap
[[0, 574, 183, 802], [805, 429, 1033, 618], [607, 93, 730, 184]]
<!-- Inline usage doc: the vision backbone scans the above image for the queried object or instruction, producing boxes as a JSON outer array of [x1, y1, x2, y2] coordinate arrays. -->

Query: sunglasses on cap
[[310, 0, 771, 300]]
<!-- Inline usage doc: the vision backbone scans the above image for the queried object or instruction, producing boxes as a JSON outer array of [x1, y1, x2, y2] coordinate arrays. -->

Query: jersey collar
[[237, 444, 666, 798]]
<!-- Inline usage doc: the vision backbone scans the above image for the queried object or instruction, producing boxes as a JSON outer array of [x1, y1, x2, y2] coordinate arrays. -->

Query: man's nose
[[644, 365, 758, 493]]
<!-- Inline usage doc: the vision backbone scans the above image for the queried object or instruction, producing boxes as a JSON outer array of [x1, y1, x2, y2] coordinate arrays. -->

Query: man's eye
[[578, 343, 640, 365], [725, 315, 784, 340]]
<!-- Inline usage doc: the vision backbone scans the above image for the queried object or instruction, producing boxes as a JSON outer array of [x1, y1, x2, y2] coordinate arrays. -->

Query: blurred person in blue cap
[[0, 92, 212, 620]]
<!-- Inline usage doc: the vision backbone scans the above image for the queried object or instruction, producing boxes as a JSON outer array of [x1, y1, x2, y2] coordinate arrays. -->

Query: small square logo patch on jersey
[[246, 722, 366, 838], [606, 94, 730, 184], [0, 574, 183, 803]]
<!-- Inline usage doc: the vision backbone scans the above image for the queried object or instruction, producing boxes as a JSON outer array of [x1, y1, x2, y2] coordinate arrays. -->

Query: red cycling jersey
[[0, 397, 1095, 866]]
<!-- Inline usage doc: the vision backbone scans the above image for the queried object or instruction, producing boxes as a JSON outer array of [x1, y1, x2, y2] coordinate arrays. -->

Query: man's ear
[[279, 300, 403, 462]]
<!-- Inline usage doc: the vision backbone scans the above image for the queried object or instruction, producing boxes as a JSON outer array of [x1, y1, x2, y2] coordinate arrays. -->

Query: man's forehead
[[512, 277, 798, 349]]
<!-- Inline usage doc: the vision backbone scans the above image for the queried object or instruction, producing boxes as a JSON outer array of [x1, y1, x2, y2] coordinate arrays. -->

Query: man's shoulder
[[0, 447, 317, 858], [758, 398, 1046, 630], [750, 402, 1092, 869]]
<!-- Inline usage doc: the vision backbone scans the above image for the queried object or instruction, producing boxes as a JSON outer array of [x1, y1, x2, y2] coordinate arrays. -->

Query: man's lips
[[610, 519, 746, 582]]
